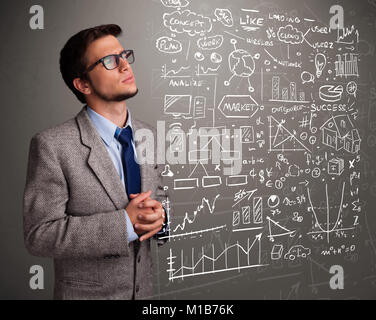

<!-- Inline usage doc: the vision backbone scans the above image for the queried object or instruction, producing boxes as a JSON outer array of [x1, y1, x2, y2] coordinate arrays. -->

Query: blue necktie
[[115, 126, 141, 199]]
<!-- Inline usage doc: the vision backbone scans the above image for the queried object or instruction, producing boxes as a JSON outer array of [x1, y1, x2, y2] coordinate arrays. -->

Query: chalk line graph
[[167, 233, 266, 280]]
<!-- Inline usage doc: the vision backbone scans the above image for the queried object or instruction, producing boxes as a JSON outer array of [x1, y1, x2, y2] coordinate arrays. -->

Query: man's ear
[[73, 77, 91, 96]]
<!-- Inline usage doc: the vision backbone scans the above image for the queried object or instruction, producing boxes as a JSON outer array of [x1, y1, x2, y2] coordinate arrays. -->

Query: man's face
[[84, 35, 138, 102]]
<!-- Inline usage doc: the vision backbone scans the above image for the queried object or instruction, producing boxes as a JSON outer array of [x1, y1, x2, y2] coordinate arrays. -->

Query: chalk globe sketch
[[225, 39, 255, 92], [229, 49, 254, 76]]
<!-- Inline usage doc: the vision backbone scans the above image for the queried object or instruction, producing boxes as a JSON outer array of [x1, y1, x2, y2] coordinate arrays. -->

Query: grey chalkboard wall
[[1, 0, 375, 299]]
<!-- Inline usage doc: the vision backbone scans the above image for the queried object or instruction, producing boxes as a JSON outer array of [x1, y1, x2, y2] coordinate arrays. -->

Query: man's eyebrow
[[101, 49, 125, 57], [90, 49, 125, 64]]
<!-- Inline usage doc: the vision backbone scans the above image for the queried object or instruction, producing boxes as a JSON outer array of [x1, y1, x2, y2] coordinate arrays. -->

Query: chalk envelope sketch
[[226, 175, 248, 186], [164, 95, 192, 116], [202, 175, 222, 188], [174, 178, 199, 190]]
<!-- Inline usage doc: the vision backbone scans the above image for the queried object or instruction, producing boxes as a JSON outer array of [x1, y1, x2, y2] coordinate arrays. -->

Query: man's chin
[[112, 88, 139, 102]]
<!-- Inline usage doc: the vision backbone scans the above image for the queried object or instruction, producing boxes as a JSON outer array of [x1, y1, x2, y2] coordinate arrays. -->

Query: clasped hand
[[125, 190, 165, 242]]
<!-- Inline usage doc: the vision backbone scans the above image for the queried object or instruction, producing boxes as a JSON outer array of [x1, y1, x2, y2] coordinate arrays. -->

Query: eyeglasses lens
[[122, 51, 134, 64], [103, 56, 117, 70]]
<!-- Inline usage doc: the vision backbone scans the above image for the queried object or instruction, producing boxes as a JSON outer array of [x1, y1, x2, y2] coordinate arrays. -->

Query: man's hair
[[59, 24, 122, 104]]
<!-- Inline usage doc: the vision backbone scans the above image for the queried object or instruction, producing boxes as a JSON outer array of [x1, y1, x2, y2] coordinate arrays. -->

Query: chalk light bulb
[[315, 53, 326, 78]]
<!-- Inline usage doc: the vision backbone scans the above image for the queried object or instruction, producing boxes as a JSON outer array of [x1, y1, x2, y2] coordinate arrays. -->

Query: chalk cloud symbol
[[163, 10, 212, 36], [277, 25, 304, 44]]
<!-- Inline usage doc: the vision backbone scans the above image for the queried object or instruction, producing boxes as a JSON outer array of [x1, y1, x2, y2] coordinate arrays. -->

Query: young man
[[23, 24, 169, 300]]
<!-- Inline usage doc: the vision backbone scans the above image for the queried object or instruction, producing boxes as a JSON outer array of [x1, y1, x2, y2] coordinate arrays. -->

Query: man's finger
[[132, 190, 152, 205], [139, 208, 155, 214], [139, 227, 163, 242], [135, 218, 164, 232], [138, 212, 159, 223], [139, 199, 162, 209], [137, 197, 152, 208]]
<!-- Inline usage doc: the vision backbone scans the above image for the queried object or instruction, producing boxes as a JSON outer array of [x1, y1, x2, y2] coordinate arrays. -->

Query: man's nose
[[119, 56, 130, 72]]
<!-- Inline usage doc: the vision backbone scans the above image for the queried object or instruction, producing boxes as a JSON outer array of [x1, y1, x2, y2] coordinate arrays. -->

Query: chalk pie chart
[[319, 85, 343, 102]]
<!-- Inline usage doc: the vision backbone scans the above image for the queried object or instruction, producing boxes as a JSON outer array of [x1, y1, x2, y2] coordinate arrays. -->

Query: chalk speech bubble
[[156, 36, 183, 54], [197, 35, 224, 50], [163, 10, 212, 36], [301, 71, 315, 84]]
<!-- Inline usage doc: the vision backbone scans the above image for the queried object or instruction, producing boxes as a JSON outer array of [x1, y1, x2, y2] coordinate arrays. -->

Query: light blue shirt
[[86, 105, 138, 243]]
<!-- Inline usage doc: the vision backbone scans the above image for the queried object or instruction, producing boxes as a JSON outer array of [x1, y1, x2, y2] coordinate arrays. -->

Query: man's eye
[[103, 56, 114, 64]]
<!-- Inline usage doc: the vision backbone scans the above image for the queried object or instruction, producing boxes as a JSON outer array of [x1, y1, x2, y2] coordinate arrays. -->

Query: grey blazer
[[23, 107, 169, 300]]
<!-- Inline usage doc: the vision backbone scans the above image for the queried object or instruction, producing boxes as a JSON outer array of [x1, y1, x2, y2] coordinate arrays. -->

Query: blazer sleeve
[[23, 133, 130, 259]]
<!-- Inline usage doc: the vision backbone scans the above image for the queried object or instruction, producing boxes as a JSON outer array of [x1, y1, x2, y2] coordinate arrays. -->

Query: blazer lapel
[[76, 107, 128, 209]]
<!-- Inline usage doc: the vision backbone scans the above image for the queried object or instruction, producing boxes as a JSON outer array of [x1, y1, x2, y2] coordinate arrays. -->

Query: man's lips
[[122, 75, 134, 83]]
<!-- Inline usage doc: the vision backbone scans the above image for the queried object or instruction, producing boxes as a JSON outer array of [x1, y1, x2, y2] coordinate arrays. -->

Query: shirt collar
[[86, 105, 134, 146]]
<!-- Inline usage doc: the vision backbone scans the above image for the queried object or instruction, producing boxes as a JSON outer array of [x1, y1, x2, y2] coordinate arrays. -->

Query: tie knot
[[115, 126, 133, 146]]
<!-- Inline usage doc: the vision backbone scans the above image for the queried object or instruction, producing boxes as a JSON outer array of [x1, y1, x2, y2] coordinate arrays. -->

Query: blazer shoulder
[[31, 117, 79, 143]]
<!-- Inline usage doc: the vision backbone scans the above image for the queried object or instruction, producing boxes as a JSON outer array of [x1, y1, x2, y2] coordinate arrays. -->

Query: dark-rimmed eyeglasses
[[83, 49, 134, 74]]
